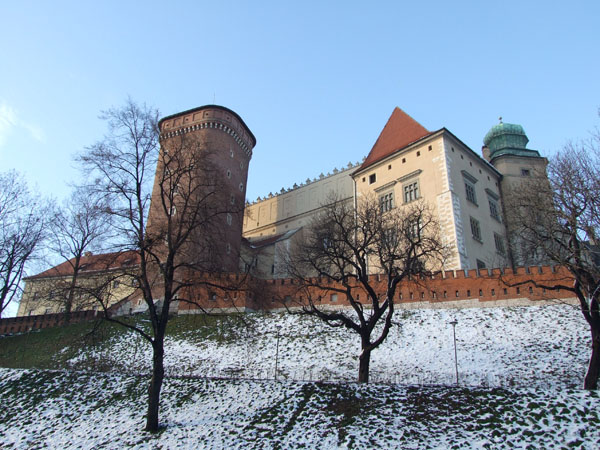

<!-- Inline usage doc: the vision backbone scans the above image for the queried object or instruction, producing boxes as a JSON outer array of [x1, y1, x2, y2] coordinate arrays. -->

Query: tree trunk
[[65, 288, 74, 325], [145, 339, 165, 431], [584, 325, 600, 390], [358, 346, 371, 383]]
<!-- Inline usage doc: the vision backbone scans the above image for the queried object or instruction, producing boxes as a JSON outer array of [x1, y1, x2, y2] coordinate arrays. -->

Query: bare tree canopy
[[77, 99, 245, 431], [41, 187, 113, 321], [0, 171, 47, 319], [505, 119, 600, 389], [286, 195, 448, 382]]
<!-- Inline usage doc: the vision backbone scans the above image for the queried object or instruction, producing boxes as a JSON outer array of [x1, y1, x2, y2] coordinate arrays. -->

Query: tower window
[[369, 174, 376, 184], [226, 213, 232, 226], [226, 169, 231, 179], [239, 183, 244, 192], [230, 194, 235, 205], [521, 169, 531, 176]]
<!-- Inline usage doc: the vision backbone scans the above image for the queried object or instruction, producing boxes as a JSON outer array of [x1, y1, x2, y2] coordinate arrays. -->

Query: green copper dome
[[484, 121, 540, 160]]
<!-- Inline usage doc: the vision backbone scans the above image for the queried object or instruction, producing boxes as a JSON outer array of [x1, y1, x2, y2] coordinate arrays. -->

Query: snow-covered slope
[[1, 369, 599, 449], [2, 304, 598, 449], [67, 304, 588, 388]]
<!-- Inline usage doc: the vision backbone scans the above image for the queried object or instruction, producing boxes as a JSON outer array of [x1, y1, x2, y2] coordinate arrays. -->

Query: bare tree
[[504, 123, 600, 389], [40, 187, 113, 322], [0, 171, 47, 319], [285, 195, 448, 383], [78, 99, 243, 431]]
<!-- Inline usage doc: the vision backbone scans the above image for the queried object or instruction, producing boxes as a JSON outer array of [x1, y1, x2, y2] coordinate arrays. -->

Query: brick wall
[[3, 266, 577, 333], [0, 310, 98, 335], [247, 265, 577, 310]]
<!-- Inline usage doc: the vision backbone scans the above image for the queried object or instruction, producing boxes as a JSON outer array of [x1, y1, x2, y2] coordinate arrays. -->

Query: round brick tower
[[147, 105, 256, 272]]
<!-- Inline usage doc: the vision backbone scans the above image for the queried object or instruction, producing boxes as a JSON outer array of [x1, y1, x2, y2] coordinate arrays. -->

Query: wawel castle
[[17, 105, 548, 317]]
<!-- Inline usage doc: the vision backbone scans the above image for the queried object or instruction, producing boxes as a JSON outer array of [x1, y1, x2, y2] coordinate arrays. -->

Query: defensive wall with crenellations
[[0, 265, 577, 335]]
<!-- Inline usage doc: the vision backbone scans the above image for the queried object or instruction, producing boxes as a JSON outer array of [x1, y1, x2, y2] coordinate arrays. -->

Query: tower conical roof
[[359, 107, 431, 171]]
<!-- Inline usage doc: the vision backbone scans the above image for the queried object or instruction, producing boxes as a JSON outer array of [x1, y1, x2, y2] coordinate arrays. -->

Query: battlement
[[247, 160, 363, 206], [4, 266, 577, 334], [255, 265, 575, 309]]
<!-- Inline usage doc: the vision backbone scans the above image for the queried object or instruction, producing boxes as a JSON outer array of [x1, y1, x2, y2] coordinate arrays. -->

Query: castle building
[[149, 105, 256, 272], [16, 105, 548, 316], [16, 251, 139, 317], [242, 107, 547, 274]]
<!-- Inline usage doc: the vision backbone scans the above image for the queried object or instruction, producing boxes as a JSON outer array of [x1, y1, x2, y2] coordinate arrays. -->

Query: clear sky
[[0, 1, 598, 316], [1, 0, 599, 202]]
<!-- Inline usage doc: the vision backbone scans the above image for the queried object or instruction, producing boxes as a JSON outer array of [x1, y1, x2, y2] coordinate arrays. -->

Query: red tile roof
[[27, 250, 140, 280], [358, 107, 431, 172]]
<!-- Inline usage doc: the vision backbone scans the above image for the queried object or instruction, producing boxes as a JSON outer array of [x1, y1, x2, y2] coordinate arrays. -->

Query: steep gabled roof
[[357, 107, 431, 172], [26, 251, 140, 280]]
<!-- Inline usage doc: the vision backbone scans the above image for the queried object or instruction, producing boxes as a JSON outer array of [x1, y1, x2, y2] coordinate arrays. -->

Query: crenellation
[[246, 161, 359, 206]]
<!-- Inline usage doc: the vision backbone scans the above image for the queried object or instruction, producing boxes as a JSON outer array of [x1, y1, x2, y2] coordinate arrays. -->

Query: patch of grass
[[0, 320, 111, 369], [0, 313, 255, 370]]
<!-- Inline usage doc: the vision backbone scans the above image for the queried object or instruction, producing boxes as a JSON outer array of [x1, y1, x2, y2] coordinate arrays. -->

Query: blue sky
[[1, 1, 598, 204], [0, 1, 598, 316]]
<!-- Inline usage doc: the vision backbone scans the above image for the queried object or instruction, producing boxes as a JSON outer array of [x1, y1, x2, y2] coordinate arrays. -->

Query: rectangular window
[[494, 233, 506, 255], [369, 173, 376, 184], [379, 192, 394, 213], [330, 294, 338, 302], [470, 217, 482, 242], [408, 218, 421, 240], [403, 181, 419, 203], [465, 182, 477, 205], [489, 198, 501, 221]]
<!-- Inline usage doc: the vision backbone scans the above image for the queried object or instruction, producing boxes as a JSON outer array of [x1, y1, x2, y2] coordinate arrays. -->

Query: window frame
[[462, 170, 478, 206], [470, 216, 482, 242], [403, 180, 420, 204], [488, 198, 501, 222], [379, 191, 394, 213], [494, 233, 506, 255]]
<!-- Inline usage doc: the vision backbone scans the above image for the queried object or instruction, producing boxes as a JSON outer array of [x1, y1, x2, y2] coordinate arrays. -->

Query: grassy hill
[[1, 304, 599, 448]]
